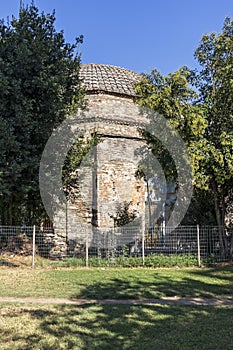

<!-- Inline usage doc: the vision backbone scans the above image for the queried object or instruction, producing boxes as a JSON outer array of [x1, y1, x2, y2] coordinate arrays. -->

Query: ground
[[0, 263, 233, 349]]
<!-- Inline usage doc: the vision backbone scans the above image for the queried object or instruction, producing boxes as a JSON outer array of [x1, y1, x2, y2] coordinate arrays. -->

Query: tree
[[181, 187, 217, 226], [135, 67, 208, 224], [135, 67, 207, 179], [193, 18, 233, 231], [0, 3, 85, 225], [136, 18, 233, 257], [190, 17, 233, 256]]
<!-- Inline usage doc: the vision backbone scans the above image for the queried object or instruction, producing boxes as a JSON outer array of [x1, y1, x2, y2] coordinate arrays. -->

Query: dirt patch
[[0, 253, 33, 267], [208, 261, 233, 268], [0, 296, 232, 306]]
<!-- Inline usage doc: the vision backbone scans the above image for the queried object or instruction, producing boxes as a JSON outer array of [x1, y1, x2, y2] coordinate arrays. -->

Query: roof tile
[[79, 63, 141, 97]]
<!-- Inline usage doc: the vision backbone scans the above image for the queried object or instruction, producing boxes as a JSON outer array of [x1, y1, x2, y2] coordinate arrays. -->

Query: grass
[[0, 266, 233, 349], [0, 266, 232, 300], [0, 303, 233, 349], [0, 252, 216, 269], [59, 253, 203, 268]]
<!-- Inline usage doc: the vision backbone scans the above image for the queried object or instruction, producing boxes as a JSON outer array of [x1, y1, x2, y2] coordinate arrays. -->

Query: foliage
[[181, 187, 217, 225], [1, 252, 215, 268], [192, 18, 233, 231], [135, 67, 207, 183], [60, 253, 215, 268], [136, 18, 233, 255], [0, 3, 85, 225], [109, 201, 138, 227], [62, 132, 100, 200]]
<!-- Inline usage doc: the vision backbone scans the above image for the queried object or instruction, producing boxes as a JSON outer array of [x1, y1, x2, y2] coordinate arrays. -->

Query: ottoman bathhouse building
[[50, 63, 169, 258]]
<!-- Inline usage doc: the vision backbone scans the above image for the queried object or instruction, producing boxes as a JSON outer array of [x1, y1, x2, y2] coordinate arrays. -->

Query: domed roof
[[79, 63, 141, 97]]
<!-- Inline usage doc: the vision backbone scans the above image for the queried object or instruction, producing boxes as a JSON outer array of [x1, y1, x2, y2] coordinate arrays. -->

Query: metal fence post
[[197, 224, 201, 267], [32, 225, 36, 268], [85, 228, 89, 268], [142, 221, 145, 266]]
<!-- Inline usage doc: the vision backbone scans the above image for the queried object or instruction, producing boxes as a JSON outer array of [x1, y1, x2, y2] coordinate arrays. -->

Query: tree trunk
[[211, 180, 228, 259], [230, 234, 233, 258]]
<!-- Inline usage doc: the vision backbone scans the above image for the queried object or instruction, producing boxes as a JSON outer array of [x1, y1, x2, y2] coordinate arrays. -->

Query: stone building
[[50, 63, 170, 257], [77, 63, 147, 226]]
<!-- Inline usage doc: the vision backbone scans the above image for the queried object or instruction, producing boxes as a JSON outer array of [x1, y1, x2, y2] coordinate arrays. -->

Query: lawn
[[0, 266, 233, 349], [0, 303, 233, 349], [0, 267, 232, 300]]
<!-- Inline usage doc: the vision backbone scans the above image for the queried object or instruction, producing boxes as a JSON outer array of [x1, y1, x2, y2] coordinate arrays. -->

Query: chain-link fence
[[0, 225, 232, 267]]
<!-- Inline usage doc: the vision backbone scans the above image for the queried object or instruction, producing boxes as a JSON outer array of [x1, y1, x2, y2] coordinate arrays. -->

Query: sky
[[1, 0, 233, 75]]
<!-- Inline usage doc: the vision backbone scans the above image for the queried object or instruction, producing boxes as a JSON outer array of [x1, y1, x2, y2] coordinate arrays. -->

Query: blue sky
[[1, 0, 233, 75]]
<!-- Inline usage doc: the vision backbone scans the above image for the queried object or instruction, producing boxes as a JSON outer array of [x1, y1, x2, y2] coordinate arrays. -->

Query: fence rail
[[0, 225, 232, 267]]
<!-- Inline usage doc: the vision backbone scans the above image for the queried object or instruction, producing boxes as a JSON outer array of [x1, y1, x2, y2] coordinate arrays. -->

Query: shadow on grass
[[1, 301, 233, 349], [1, 267, 233, 349], [0, 259, 18, 267], [71, 267, 233, 300]]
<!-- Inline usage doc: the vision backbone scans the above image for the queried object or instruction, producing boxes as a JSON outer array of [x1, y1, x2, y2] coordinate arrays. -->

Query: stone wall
[[51, 93, 149, 258]]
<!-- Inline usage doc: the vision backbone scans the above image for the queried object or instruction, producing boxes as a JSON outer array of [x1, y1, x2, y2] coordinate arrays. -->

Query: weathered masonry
[[50, 63, 166, 258], [78, 64, 147, 226]]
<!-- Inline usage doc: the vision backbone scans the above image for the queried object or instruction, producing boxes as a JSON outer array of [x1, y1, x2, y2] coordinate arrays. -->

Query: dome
[[79, 63, 141, 97]]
